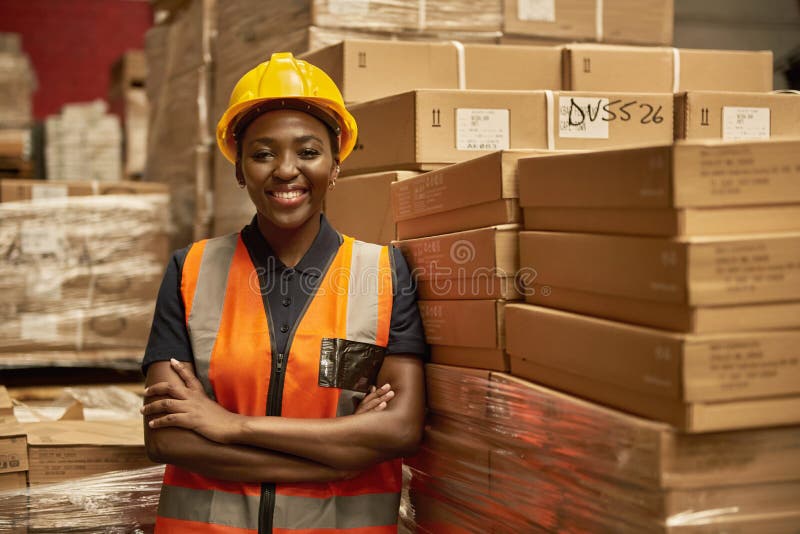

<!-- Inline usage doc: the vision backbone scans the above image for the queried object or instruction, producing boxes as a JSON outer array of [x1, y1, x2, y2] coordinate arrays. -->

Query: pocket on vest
[[318, 337, 386, 393]]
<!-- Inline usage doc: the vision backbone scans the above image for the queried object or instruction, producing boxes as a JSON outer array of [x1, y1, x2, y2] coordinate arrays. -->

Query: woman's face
[[238, 109, 338, 231]]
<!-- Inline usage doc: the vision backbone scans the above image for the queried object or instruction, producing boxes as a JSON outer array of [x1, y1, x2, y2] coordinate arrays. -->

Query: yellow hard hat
[[216, 52, 357, 164]]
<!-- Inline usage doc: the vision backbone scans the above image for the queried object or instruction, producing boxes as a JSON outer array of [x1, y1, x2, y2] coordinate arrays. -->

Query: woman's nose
[[273, 154, 300, 180]]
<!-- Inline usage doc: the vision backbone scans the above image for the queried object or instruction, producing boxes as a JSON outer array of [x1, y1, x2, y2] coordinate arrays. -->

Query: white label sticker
[[20, 313, 59, 341], [25, 266, 63, 300], [558, 96, 610, 139], [31, 184, 69, 202], [327, 0, 370, 16], [722, 107, 770, 140], [518, 0, 556, 21], [456, 109, 510, 151], [20, 223, 64, 256]]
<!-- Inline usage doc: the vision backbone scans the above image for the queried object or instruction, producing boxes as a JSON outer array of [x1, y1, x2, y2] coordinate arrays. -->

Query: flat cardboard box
[[419, 299, 508, 370], [302, 40, 562, 104], [0, 470, 26, 490], [563, 44, 773, 92], [0, 178, 168, 202], [392, 150, 545, 239], [524, 283, 800, 333], [24, 419, 152, 485], [325, 171, 418, 245], [676, 91, 800, 141], [518, 138, 800, 209], [503, 0, 674, 46], [394, 225, 520, 300], [344, 89, 673, 175], [519, 231, 800, 306], [504, 304, 800, 431], [430, 365, 800, 489], [0, 417, 28, 476]]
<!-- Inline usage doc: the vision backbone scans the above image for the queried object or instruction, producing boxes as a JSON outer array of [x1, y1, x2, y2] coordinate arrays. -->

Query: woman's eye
[[252, 150, 274, 160], [299, 148, 320, 159]]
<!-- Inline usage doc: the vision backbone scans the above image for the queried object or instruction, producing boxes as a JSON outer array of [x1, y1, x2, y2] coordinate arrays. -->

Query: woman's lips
[[267, 188, 308, 207]]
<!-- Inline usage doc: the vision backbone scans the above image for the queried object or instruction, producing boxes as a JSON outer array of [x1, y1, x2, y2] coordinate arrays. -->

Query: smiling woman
[[140, 53, 427, 534]]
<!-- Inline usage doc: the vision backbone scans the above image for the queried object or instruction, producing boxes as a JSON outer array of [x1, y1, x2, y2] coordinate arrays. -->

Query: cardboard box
[[419, 300, 507, 370], [344, 89, 673, 175], [108, 50, 146, 100], [392, 150, 546, 240], [503, 0, 674, 45], [395, 225, 520, 300], [0, 178, 167, 202], [676, 91, 800, 141], [0, 417, 28, 477], [430, 366, 800, 489], [302, 40, 562, 103], [519, 231, 800, 307], [325, 171, 418, 245], [518, 139, 800, 236], [24, 419, 152, 485], [505, 304, 800, 431], [0, 470, 26, 490], [523, 284, 800, 333], [562, 44, 773, 93], [0, 387, 11, 416]]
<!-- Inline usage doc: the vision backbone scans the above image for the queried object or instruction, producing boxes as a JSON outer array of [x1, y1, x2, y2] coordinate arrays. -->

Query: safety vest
[[154, 232, 401, 533]]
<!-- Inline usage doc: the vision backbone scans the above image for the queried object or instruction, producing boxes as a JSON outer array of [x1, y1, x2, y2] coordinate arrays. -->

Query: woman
[[140, 52, 427, 533]]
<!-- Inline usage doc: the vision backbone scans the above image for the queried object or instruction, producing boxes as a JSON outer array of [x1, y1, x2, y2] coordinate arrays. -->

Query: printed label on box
[[31, 184, 68, 202], [20, 313, 59, 341], [20, 223, 65, 256], [559, 97, 610, 139], [518, 0, 556, 21], [25, 266, 62, 300], [327, 0, 370, 16], [722, 107, 770, 140], [456, 109, 510, 151]]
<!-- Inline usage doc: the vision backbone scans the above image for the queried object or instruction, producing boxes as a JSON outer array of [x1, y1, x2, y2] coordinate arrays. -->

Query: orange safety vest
[[154, 232, 401, 533]]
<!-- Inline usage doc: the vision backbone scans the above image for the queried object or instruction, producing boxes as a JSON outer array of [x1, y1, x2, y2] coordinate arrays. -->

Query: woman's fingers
[[140, 398, 182, 416], [354, 384, 394, 414], [170, 358, 202, 389]]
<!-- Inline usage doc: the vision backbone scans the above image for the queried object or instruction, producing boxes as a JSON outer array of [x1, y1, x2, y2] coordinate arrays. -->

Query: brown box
[[519, 230, 800, 307], [108, 50, 146, 100], [676, 92, 800, 141], [419, 300, 508, 370], [302, 39, 562, 103], [0, 178, 167, 202], [0, 471, 26, 490], [325, 171, 418, 245], [563, 44, 773, 93], [0, 417, 28, 477], [518, 139, 800, 236], [392, 150, 545, 240], [0, 386, 11, 416], [425, 364, 493, 420], [24, 419, 152, 485], [344, 89, 673, 175], [503, 0, 674, 45], [505, 304, 800, 432], [395, 225, 520, 300]]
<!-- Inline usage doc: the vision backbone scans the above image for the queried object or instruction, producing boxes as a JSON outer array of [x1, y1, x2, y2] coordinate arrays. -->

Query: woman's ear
[[235, 160, 246, 189]]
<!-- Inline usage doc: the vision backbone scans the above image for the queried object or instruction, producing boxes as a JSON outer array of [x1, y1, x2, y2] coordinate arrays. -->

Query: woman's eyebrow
[[248, 136, 275, 146], [296, 134, 324, 145]]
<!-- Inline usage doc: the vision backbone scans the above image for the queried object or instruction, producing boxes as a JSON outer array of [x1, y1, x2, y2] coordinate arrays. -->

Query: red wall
[[0, 0, 152, 120]]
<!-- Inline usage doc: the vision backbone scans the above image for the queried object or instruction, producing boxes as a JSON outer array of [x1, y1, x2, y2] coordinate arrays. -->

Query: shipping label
[[517, 0, 556, 21], [327, 0, 370, 16], [456, 109, 510, 151], [31, 184, 69, 202], [558, 96, 666, 139], [722, 107, 770, 141], [20, 223, 65, 256], [20, 312, 59, 341]]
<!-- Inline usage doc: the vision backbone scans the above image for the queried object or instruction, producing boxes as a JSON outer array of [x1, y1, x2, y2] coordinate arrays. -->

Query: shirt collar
[[241, 213, 342, 277]]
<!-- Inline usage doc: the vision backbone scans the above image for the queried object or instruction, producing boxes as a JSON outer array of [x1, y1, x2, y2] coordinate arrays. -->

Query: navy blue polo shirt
[[142, 214, 426, 374]]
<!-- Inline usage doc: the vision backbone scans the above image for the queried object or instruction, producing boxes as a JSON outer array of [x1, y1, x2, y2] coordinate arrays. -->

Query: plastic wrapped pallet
[[403, 364, 800, 532], [0, 465, 164, 532], [0, 186, 169, 369], [0, 33, 36, 129]]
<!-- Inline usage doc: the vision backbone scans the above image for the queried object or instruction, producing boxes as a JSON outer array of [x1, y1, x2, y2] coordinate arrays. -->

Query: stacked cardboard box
[[0, 180, 169, 368], [45, 101, 122, 182], [0, 33, 35, 179], [145, 0, 215, 247], [405, 364, 800, 532], [109, 51, 148, 179]]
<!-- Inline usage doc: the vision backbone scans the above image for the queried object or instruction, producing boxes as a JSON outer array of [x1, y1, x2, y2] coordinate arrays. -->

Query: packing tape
[[91, 180, 99, 195], [450, 40, 466, 90], [595, 0, 604, 41], [545, 89, 555, 151], [75, 309, 84, 351], [672, 47, 681, 93], [418, 0, 427, 30]]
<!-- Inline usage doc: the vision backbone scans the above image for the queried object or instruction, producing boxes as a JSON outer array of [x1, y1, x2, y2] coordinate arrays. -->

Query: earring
[[237, 180, 246, 189], [328, 179, 336, 191]]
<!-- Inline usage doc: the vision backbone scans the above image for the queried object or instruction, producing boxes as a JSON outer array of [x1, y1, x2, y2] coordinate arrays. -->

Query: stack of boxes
[[0, 33, 35, 178], [108, 50, 149, 179], [44, 101, 123, 182]]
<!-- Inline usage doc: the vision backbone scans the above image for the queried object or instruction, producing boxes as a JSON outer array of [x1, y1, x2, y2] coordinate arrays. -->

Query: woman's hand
[[354, 383, 395, 415], [141, 358, 242, 444]]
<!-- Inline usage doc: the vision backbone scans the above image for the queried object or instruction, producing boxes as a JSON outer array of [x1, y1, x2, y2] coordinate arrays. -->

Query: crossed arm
[[142, 355, 425, 484]]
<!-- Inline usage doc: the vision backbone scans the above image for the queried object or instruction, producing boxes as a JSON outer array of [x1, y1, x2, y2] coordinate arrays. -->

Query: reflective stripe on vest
[[156, 233, 400, 533]]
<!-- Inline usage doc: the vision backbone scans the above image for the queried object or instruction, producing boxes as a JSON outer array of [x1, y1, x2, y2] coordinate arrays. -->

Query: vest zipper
[[259, 351, 285, 534]]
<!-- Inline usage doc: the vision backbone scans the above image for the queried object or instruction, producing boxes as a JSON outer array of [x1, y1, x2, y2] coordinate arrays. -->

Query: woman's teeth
[[272, 190, 303, 199]]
